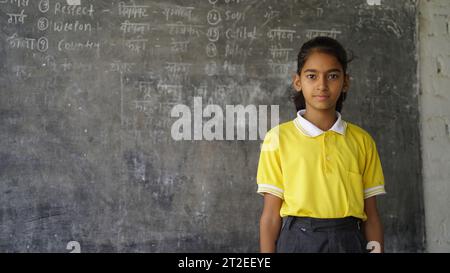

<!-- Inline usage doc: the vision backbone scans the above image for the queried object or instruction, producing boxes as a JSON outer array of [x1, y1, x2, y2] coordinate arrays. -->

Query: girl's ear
[[293, 73, 302, 92], [343, 73, 350, 92]]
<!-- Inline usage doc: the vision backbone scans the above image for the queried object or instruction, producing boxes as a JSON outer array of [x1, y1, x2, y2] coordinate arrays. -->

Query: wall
[[419, 0, 450, 253]]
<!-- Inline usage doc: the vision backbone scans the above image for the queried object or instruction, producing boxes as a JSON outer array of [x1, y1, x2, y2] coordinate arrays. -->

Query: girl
[[256, 37, 386, 253]]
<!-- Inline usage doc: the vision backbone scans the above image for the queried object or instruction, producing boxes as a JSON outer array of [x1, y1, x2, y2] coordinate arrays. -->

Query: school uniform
[[256, 110, 386, 253]]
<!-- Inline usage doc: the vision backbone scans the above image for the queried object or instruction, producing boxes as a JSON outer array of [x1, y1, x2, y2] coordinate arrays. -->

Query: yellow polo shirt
[[256, 110, 386, 221]]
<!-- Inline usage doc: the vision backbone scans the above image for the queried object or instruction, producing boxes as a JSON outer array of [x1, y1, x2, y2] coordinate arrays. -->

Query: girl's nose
[[317, 76, 328, 90]]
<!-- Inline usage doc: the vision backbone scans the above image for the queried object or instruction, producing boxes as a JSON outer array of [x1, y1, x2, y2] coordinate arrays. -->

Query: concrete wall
[[419, 0, 450, 252]]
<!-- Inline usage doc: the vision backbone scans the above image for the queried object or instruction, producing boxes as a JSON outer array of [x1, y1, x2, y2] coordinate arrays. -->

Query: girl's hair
[[292, 36, 353, 112]]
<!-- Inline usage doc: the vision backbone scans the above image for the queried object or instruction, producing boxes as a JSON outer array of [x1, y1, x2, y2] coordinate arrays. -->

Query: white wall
[[419, 0, 450, 252]]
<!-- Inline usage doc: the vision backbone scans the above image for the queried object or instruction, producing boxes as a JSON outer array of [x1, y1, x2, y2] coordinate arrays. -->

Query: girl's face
[[293, 51, 349, 112]]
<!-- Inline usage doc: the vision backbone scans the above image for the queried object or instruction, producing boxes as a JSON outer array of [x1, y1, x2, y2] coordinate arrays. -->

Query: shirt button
[[326, 156, 331, 161]]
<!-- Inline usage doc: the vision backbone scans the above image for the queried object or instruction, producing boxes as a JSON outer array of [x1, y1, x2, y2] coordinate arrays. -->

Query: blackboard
[[0, 0, 423, 252]]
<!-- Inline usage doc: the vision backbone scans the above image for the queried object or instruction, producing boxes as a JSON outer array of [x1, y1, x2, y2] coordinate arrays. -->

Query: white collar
[[294, 109, 347, 137]]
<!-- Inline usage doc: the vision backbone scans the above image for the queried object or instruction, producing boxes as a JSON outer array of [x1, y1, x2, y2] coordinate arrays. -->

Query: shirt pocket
[[345, 171, 364, 215]]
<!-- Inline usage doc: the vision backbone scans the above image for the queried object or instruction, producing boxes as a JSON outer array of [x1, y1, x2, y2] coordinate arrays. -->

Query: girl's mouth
[[314, 95, 330, 101]]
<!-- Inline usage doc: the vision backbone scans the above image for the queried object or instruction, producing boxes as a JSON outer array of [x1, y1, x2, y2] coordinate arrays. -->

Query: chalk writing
[[39, 0, 49, 13], [207, 27, 220, 42], [7, 33, 35, 50], [7, 9, 27, 24], [223, 60, 245, 76], [167, 22, 202, 37], [60, 59, 94, 72], [136, 81, 154, 100], [157, 83, 183, 101], [37, 17, 49, 31], [206, 43, 218, 58], [162, 6, 194, 21], [118, 2, 148, 19], [125, 38, 148, 53], [165, 62, 192, 75], [67, 0, 81, 5], [205, 61, 218, 76], [316, 8, 323, 17], [110, 61, 135, 73], [53, 20, 92, 32], [120, 21, 150, 34], [225, 10, 244, 21], [305, 28, 341, 39], [0, 0, 29, 8], [13, 65, 31, 79], [264, 10, 280, 21], [268, 60, 293, 77], [54, 2, 94, 17], [267, 28, 295, 42], [224, 0, 245, 4], [40, 55, 56, 71], [215, 84, 234, 97], [207, 9, 221, 25], [57, 39, 99, 51], [6, 34, 47, 52], [195, 84, 208, 97], [225, 43, 252, 58], [37, 37, 48, 52], [269, 44, 293, 62], [225, 26, 256, 40], [367, 0, 381, 6], [170, 40, 189, 53], [133, 100, 154, 115]]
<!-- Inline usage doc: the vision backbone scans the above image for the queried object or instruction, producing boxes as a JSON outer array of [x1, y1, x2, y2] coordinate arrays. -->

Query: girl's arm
[[363, 196, 384, 253], [259, 193, 283, 253]]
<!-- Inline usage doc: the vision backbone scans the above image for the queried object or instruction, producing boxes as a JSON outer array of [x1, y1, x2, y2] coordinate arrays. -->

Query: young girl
[[257, 37, 386, 253]]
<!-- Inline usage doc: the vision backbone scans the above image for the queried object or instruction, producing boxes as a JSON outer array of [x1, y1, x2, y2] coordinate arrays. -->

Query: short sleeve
[[362, 136, 386, 199], [256, 128, 284, 199]]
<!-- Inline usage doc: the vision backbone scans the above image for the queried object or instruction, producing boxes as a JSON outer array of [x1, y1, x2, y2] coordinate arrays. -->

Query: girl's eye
[[306, 74, 316, 80], [328, 74, 339, 80]]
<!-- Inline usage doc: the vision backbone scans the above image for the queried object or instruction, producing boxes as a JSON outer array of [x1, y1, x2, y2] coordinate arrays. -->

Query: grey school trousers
[[276, 216, 368, 253]]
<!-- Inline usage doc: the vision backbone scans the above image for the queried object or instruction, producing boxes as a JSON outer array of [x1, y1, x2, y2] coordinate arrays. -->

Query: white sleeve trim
[[257, 184, 284, 199], [364, 185, 386, 199], [258, 184, 284, 194], [364, 185, 385, 194]]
